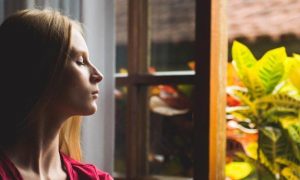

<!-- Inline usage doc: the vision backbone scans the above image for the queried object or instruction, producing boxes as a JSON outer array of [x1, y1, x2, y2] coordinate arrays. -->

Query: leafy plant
[[227, 41, 300, 179]]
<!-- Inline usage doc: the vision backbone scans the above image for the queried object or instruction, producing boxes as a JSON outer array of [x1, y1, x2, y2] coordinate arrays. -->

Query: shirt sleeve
[[95, 167, 114, 180]]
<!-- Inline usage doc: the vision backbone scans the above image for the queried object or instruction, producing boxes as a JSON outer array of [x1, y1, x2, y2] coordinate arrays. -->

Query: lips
[[92, 90, 99, 99], [92, 90, 99, 95]]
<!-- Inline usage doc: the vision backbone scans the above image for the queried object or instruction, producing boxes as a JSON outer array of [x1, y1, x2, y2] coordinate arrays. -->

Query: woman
[[0, 9, 112, 180]]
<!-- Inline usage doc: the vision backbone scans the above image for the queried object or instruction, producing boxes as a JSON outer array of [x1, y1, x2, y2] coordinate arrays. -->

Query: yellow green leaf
[[232, 41, 257, 85], [245, 142, 258, 160], [288, 58, 300, 91], [256, 47, 286, 94], [225, 162, 252, 180]]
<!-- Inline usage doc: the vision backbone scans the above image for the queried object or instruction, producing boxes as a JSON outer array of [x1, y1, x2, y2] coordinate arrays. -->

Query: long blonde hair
[[59, 116, 82, 161], [0, 9, 83, 160]]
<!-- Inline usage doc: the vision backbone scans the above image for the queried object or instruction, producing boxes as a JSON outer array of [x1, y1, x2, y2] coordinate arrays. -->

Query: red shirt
[[0, 151, 113, 180]]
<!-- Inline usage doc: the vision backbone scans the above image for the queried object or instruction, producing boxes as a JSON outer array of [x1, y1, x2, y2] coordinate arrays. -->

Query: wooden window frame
[[115, 0, 227, 179]]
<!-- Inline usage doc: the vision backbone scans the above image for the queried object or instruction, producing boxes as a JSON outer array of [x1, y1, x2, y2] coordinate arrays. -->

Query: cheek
[[58, 74, 97, 115], [62, 68, 89, 97], [56, 86, 97, 116]]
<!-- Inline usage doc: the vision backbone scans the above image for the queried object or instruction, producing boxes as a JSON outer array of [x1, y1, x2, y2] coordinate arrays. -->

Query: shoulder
[[61, 153, 113, 180]]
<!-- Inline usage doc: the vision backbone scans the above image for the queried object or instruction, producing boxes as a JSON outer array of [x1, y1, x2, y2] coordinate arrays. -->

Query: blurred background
[[2, 0, 300, 179]]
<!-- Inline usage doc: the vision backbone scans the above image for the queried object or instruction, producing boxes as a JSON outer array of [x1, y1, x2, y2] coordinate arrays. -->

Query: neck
[[3, 111, 69, 177]]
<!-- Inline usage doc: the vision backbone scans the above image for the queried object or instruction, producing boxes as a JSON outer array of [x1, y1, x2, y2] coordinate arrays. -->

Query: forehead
[[70, 28, 88, 55]]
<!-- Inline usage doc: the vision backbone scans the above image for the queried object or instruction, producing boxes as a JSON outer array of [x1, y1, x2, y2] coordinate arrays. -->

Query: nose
[[90, 66, 103, 83]]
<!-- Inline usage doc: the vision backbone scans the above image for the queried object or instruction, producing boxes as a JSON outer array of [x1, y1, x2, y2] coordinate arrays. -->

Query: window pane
[[115, 0, 128, 74], [0, 0, 81, 23], [114, 85, 127, 177], [0, 1, 4, 22], [148, 84, 194, 178], [227, 1, 300, 179], [149, 0, 195, 72]]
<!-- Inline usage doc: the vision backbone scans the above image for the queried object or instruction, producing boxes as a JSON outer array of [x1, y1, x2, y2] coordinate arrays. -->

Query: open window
[[114, 0, 227, 179]]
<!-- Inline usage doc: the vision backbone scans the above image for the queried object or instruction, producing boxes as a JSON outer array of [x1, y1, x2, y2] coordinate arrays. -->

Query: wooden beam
[[194, 0, 227, 179], [209, 0, 227, 179], [116, 74, 195, 86], [127, 0, 149, 178], [194, 0, 211, 179]]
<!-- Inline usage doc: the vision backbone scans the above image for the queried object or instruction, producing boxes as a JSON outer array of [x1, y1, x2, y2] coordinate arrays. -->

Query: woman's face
[[52, 27, 103, 116]]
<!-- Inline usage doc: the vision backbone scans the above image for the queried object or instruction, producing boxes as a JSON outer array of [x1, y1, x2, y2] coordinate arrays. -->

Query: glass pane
[[149, 0, 195, 73], [114, 85, 127, 177], [227, 1, 300, 179], [148, 84, 194, 178], [0, 0, 81, 23], [0, 0, 4, 23], [115, 0, 128, 74]]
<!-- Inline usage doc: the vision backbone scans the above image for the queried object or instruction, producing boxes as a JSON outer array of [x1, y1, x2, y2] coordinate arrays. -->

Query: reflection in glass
[[115, 0, 128, 74], [148, 84, 194, 177], [114, 86, 127, 176], [149, 0, 195, 72]]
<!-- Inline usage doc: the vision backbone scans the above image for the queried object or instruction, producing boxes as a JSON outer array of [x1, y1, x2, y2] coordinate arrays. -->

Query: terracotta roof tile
[[228, 0, 300, 41], [116, 0, 300, 43]]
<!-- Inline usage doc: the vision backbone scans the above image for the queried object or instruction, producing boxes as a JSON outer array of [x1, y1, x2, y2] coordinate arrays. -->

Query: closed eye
[[76, 61, 85, 65], [76, 56, 86, 65]]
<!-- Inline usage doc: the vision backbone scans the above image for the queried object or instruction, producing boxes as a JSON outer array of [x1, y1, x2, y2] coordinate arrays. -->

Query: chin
[[84, 105, 98, 115], [72, 102, 98, 116]]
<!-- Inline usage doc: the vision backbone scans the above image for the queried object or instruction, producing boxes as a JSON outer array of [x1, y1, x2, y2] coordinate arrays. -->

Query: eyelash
[[76, 61, 85, 65], [76, 57, 86, 65]]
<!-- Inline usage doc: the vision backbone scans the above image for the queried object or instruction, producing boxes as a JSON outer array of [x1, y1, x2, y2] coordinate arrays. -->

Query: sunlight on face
[[53, 27, 103, 117]]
